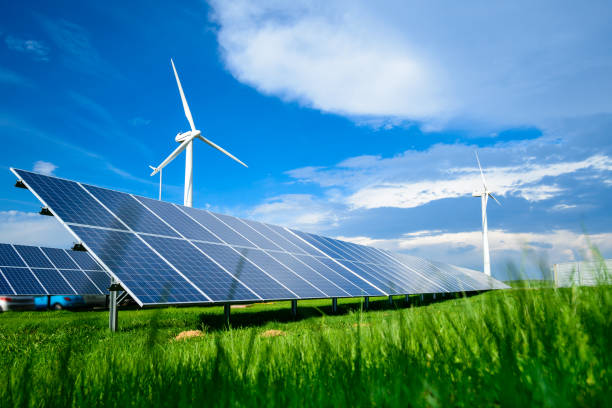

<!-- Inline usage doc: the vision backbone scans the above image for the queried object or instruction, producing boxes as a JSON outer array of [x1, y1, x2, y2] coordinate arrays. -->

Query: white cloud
[[32, 160, 57, 176], [5, 36, 50, 61], [210, 0, 612, 127], [248, 194, 342, 231], [288, 147, 612, 209], [0, 211, 74, 248]]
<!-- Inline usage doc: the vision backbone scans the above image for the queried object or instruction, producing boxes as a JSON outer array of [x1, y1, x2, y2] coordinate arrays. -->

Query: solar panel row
[[11, 168, 509, 306], [0, 243, 109, 295]]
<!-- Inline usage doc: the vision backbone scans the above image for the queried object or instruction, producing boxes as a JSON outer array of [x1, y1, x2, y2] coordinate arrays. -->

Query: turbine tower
[[150, 59, 247, 207], [472, 152, 501, 276]]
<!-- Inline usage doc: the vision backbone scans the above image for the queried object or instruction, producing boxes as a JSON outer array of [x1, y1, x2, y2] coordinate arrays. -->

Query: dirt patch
[[260, 329, 286, 338], [174, 330, 204, 341], [231, 304, 250, 309], [352, 323, 370, 327]]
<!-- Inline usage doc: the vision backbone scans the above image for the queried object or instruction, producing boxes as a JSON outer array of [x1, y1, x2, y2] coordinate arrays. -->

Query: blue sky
[[1, 0, 611, 280]]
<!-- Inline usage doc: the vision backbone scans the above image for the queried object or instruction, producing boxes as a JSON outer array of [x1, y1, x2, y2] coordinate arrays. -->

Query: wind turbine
[[472, 151, 501, 276], [149, 59, 247, 207]]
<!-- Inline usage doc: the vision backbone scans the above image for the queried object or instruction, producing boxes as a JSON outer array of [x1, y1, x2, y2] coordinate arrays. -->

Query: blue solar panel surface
[[11, 168, 509, 305], [0, 242, 109, 295]]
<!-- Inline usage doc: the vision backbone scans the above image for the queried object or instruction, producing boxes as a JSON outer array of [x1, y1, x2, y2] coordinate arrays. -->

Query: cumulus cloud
[[32, 160, 57, 176], [287, 144, 612, 210], [5, 35, 50, 61], [0, 211, 74, 248], [209, 0, 612, 127]]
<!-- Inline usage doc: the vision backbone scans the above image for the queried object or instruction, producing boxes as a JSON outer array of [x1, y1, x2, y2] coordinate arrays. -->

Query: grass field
[[1, 286, 610, 407]]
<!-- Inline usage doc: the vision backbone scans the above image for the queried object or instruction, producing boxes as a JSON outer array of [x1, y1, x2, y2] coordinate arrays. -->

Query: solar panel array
[[11, 168, 509, 306], [0, 243, 109, 295]]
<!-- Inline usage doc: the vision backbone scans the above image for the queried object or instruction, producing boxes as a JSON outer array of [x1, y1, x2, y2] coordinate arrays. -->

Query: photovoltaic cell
[[142, 236, 256, 302], [235, 247, 325, 298], [84, 184, 179, 237], [195, 242, 295, 300], [296, 255, 384, 297], [180, 207, 254, 247], [251, 223, 306, 255], [16, 170, 127, 230], [67, 250, 103, 270], [58, 270, 102, 294], [14, 245, 53, 268], [265, 225, 322, 256], [41, 247, 79, 269], [0, 244, 25, 267], [71, 226, 207, 304], [211, 213, 284, 251], [32, 268, 75, 295], [136, 196, 221, 243], [0, 267, 46, 294], [0, 273, 14, 295], [268, 252, 351, 297], [83, 271, 110, 292]]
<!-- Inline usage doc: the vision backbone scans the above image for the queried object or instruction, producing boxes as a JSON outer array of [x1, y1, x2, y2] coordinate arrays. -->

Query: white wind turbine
[[150, 59, 247, 207], [472, 152, 501, 276]]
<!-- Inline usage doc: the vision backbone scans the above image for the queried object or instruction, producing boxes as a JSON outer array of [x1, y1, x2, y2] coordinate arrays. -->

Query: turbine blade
[[171, 59, 196, 132], [475, 151, 487, 188], [150, 134, 197, 175], [489, 192, 502, 206], [197, 135, 248, 168]]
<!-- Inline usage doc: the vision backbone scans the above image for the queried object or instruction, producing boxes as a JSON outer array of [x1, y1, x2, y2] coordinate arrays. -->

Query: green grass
[[1, 287, 610, 407]]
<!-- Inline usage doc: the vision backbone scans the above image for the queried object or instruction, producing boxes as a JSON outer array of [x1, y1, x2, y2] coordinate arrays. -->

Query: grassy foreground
[[0, 287, 610, 407]]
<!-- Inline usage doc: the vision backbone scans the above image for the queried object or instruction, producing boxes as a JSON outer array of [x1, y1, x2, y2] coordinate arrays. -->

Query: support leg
[[332, 298, 338, 313], [420, 294, 424, 304], [47, 295, 51, 310], [109, 289, 118, 332], [388, 295, 393, 306], [224, 304, 231, 328], [432, 293, 436, 300], [364, 296, 369, 311], [291, 299, 297, 318], [405, 295, 410, 306]]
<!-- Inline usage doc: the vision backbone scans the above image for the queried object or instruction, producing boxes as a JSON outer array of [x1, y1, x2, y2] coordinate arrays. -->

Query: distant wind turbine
[[149, 59, 247, 207], [472, 151, 501, 276]]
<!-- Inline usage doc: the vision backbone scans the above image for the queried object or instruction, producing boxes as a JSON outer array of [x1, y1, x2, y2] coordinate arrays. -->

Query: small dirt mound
[[174, 330, 204, 341], [260, 329, 286, 338], [231, 304, 250, 309], [352, 323, 370, 327]]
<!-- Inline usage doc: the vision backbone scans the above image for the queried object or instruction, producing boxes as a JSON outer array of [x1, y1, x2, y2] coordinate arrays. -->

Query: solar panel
[[11, 168, 509, 306], [0, 244, 26, 267], [14, 245, 54, 268], [0, 243, 110, 296], [0, 267, 46, 294]]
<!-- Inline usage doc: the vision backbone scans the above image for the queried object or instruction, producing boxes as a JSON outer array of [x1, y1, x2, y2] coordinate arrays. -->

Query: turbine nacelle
[[175, 130, 201, 143]]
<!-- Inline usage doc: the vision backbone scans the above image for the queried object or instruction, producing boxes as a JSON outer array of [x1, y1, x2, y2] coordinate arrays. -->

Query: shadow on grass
[[198, 292, 484, 332]]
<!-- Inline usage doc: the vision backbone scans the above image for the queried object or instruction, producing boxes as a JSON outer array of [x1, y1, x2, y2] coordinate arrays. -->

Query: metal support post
[[405, 295, 410, 306], [432, 293, 436, 300], [420, 294, 424, 304], [291, 299, 297, 317], [109, 287, 118, 332], [224, 304, 231, 327], [332, 298, 338, 313], [47, 295, 51, 310], [364, 296, 369, 311], [388, 295, 393, 306]]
